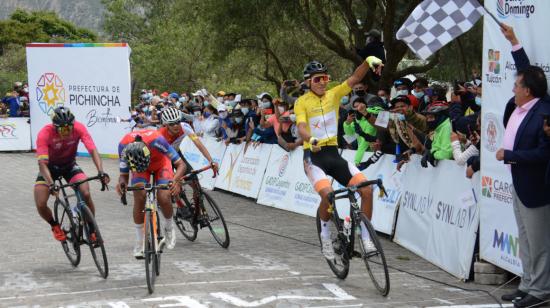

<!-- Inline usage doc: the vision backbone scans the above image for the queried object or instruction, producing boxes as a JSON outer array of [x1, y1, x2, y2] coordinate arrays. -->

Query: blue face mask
[[341, 96, 350, 105], [475, 96, 482, 106], [412, 90, 424, 99], [203, 111, 211, 118]]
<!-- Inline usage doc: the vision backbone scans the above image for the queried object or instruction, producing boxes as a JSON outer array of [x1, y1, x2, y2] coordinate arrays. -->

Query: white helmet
[[161, 107, 182, 124]]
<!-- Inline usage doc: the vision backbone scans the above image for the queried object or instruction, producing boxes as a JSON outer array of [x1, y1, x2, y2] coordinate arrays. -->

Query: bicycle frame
[[142, 184, 161, 254]]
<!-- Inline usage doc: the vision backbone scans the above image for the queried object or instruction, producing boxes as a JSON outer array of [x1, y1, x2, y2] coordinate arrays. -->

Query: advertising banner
[[26, 43, 131, 157], [479, 0, 550, 275], [214, 143, 273, 198], [257, 146, 322, 216], [179, 136, 226, 190], [394, 156, 479, 279], [0, 117, 32, 151]]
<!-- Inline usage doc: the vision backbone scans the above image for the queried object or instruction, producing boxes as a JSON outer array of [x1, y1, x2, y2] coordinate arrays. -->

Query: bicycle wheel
[[144, 211, 156, 294], [316, 208, 349, 279], [202, 192, 230, 248], [54, 199, 81, 267], [173, 191, 198, 241], [80, 205, 109, 279], [357, 213, 390, 296]]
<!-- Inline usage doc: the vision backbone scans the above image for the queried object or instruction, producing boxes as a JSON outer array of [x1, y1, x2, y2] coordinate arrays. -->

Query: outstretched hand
[[500, 23, 519, 45]]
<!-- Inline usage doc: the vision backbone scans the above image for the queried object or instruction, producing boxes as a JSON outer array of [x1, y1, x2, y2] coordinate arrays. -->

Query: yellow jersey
[[294, 81, 352, 150]]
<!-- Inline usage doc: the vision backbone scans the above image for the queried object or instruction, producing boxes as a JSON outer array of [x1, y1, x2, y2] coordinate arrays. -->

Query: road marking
[[307, 305, 364, 308], [433, 298, 455, 305], [426, 305, 514, 308], [173, 254, 289, 274], [143, 296, 207, 308], [108, 302, 131, 308], [210, 283, 356, 307], [0, 274, 328, 302]]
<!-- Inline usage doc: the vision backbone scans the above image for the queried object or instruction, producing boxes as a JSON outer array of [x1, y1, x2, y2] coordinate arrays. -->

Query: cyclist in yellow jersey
[[294, 56, 383, 260]]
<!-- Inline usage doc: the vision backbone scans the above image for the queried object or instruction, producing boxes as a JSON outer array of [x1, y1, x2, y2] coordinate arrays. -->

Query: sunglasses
[[168, 122, 180, 127], [56, 125, 73, 135], [311, 75, 330, 84]]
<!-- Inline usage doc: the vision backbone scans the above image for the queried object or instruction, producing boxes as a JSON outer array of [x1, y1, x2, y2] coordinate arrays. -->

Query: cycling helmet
[[161, 107, 182, 124], [303, 61, 328, 79], [367, 96, 386, 109], [52, 106, 75, 127], [124, 137, 151, 172], [423, 102, 449, 115]]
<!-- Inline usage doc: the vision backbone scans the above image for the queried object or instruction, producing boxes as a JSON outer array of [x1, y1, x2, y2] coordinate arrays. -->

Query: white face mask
[[396, 90, 408, 96], [234, 117, 243, 124], [289, 114, 296, 122], [278, 106, 285, 113], [241, 107, 249, 115], [194, 111, 201, 117], [176, 102, 181, 108], [219, 112, 228, 119], [260, 101, 271, 109]]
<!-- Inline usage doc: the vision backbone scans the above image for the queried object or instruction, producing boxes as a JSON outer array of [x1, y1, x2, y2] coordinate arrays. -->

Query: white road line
[[307, 305, 363, 308], [143, 296, 208, 308], [426, 305, 514, 308], [322, 283, 356, 300], [433, 298, 455, 305], [0, 274, 328, 302]]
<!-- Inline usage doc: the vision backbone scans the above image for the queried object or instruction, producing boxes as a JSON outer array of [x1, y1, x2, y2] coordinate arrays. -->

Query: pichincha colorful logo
[[36, 72, 66, 115], [482, 176, 493, 198]]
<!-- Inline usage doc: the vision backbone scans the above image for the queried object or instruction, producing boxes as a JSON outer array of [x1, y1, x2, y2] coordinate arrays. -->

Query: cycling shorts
[[131, 156, 174, 186], [35, 164, 87, 186], [303, 146, 366, 192]]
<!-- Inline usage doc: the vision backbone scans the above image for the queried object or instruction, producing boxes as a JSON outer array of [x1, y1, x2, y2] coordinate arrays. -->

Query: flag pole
[[481, 5, 503, 27]]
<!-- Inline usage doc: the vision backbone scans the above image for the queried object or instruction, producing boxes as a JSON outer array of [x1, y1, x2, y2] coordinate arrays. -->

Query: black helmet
[[52, 106, 75, 127], [303, 61, 328, 79], [423, 102, 449, 115], [123, 136, 151, 172]]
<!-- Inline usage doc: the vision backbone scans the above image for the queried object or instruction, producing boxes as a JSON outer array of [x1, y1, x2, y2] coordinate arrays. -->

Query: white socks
[[320, 219, 331, 239], [361, 221, 370, 241], [163, 215, 173, 231], [135, 223, 144, 243]]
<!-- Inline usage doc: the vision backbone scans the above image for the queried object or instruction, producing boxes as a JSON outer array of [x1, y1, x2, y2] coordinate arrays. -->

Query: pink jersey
[[36, 121, 96, 166]]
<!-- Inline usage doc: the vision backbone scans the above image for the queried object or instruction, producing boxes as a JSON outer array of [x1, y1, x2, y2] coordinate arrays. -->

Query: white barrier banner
[[179, 136, 226, 190], [479, 0, 550, 276], [26, 43, 131, 157], [257, 146, 321, 216], [0, 117, 31, 151], [394, 156, 479, 279], [214, 143, 272, 198]]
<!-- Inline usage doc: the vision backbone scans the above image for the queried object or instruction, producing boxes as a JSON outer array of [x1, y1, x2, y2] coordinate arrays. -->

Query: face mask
[[203, 111, 211, 118], [234, 117, 243, 124], [475, 96, 482, 106], [394, 113, 406, 121], [354, 90, 366, 97], [290, 114, 296, 122], [226, 100, 237, 107], [217, 97, 224, 103], [412, 90, 424, 99], [240, 107, 249, 115], [143, 106, 149, 112], [261, 101, 271, 109], [396, 90, 408, 96], [203, 101, 210, 107], [278, 106, 286, 113], [23, 87, 29, 93], [219, 112, 228, 119], [179, 97, 187, 103], [194, 111, 201, 117], [176, 102, 181, 108], [341, 96, 350, 105]]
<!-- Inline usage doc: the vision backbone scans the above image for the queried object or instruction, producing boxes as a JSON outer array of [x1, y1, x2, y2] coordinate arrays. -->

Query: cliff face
[[0, 0, 104, 32]]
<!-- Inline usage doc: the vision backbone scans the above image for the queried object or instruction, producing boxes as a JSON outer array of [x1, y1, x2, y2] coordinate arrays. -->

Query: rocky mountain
[[0, 0, 105, 32]]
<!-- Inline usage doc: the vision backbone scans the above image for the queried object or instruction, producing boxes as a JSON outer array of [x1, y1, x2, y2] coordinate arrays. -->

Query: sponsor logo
[[36, 72, 66, 115], [493, 228, 521, 267], [482, 113, 502, 152], [486, 49, 502, 84], [278, 154, 290, 177], [497, 0, 535, 19], [0, 123, 17, 139], [481, 175, 513, 204]]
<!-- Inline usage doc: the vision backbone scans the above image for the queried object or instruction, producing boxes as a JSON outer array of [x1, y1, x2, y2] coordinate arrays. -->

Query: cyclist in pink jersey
[[34, 107, 110, 242]]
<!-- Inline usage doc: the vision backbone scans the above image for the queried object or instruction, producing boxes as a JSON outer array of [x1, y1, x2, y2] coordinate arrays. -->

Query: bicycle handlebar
[[120, 183, 171, 206], [179, 164, 214, 182], [328, 179, 388, 201], [57, 174, 109, 191]]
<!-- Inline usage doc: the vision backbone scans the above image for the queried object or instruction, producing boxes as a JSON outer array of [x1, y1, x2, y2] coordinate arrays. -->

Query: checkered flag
[[396, 0, 484, 60]]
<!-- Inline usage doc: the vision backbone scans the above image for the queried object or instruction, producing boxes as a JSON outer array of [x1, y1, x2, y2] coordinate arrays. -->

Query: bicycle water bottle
[[343, 216, 352, 237]]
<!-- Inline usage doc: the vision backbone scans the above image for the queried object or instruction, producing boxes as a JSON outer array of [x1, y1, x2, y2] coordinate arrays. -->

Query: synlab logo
[[482, 176, 493, 198], [493, 229, 518, 257], [36, 72, 66, 115], [497, 0, 536, 19]]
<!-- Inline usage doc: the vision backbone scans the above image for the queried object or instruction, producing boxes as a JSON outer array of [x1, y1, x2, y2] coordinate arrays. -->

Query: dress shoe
[[502, 289, 527, 302], [513, 294, 547, 308]]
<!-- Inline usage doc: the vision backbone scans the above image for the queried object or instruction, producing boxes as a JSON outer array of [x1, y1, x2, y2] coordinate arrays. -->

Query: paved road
[[0, 153, 516, 308]]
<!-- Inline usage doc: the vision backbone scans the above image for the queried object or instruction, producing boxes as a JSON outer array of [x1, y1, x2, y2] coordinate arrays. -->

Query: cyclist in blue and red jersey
[[116, 129, 185, 258]]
